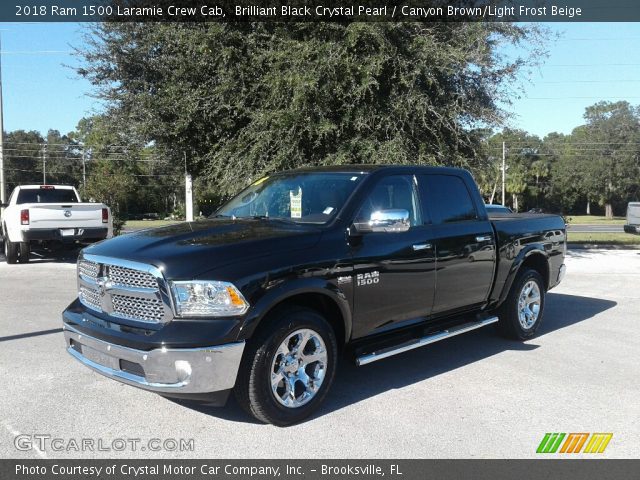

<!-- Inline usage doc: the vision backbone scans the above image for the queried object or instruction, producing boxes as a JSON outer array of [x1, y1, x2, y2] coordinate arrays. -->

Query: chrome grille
[[79, 286, 101, 311], [112, 295, 164, 323], [77, 254, 172, 324], [108, 265, 158, 290], [78, 260, 99, 279]]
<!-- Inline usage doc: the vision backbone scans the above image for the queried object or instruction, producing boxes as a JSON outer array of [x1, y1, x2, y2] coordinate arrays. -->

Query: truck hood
[[82, 219, 322, 279]]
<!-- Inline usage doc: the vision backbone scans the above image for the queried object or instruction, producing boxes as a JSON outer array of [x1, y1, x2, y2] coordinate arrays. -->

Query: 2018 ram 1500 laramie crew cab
[[63, 166, 566, 425]]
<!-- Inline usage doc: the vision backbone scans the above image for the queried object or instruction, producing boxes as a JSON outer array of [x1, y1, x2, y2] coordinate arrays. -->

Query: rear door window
[[419, 175, 477, 224]]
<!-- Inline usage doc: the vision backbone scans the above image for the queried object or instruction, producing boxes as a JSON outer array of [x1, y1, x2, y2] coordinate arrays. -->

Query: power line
[[558, 37, 640, 41], [545, 63, 640, 67], [522, 96, 640, 100], [537, 80, 640, 84]]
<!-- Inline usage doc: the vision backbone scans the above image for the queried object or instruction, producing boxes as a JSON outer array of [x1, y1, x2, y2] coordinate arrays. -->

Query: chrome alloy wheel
[[518, 280, 541, 330], [270, 329, 328, 408]]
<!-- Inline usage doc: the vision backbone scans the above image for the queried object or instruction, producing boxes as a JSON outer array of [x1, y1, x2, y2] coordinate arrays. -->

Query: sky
[[0, 22, 639, 139]]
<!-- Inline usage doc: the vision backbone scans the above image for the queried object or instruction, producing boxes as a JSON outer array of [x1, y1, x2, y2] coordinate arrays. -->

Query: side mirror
[[354, 209, 410, 233]]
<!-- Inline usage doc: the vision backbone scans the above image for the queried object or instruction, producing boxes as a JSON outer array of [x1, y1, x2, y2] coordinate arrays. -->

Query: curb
[[568, 243, 640, 250]]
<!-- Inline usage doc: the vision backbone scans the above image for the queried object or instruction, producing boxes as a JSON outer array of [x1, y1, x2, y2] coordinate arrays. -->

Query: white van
[[624, 202, 640, 234]]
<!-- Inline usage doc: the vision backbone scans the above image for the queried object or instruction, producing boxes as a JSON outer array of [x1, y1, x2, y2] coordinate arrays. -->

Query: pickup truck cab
[[1, 185, 113, 264], [62, 166, 566, 425]]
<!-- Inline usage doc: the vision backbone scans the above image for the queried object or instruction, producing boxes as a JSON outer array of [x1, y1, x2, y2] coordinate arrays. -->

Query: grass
[[567, 232, 640, 245], [123, 220, 183, 229], [566, 215, 626, 225]]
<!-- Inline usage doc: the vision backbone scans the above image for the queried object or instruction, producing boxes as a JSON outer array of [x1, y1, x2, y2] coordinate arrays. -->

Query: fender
[[497, 244, 549, 306], [3, 218, 24, 244], [238, 277, 352, 344]]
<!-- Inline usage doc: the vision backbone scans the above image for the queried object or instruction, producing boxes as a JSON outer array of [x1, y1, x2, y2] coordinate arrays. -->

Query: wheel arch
[[3, 219, 22, 243], [497, 246, 550, 307], [520, 251, 550, 290], [240, 282, 351, 347]]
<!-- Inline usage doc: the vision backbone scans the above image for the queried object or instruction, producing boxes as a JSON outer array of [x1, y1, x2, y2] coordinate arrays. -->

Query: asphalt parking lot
[[0, 248, 638, 459]]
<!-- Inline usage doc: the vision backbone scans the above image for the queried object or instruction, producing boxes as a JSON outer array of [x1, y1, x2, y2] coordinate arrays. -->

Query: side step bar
[[356, 316, 499, 366]]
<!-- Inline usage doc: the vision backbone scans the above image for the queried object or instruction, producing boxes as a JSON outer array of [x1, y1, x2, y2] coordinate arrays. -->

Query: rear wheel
[[234, 306, 338, 426], [498, 268, 545, 340], [4, 237, 19, 264], [19, 242, 30, 263]]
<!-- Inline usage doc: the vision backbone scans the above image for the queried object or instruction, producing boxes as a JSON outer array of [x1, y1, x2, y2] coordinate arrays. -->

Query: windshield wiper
[[250, 215, 296, 223], [212, 214, 296, 223]]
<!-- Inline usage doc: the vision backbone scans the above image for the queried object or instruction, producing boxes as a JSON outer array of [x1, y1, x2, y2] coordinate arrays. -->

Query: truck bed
[[489, 212, 566, 305]]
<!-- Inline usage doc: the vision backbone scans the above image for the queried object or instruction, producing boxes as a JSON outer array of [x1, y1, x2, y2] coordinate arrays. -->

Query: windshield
[[16, 188, 78, 204], [213, 172, 365, 224]]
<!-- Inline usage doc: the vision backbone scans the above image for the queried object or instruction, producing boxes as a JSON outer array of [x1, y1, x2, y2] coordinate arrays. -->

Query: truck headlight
[[170, 281, 249, 317]]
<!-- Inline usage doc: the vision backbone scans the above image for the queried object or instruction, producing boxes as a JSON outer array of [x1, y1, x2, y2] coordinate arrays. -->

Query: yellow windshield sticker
[[253, 176, 269, 186], [290, 187, 302, 219]]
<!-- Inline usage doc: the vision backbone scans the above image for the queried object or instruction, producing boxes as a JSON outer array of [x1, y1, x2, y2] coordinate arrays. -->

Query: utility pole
[[501, 141, 506, 206], [184, 151, 193, 222], [0, 33, 5, 208], [42, 143, 47, 184], [82, 148, 87, 190]]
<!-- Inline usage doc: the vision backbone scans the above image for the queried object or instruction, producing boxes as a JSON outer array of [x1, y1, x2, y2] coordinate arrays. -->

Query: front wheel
[[497, 268, 545, 340], [234, 306, 338, 426]]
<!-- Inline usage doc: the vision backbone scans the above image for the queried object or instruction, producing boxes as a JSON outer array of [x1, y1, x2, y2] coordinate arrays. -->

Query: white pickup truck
[[1, 185, 113, 264], [624, 202, 640, 234]]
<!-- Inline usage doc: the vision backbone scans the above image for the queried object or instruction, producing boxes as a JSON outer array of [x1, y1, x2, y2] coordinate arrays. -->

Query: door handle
[[475, 235, 493, 242], [412, 243, 432, 251]]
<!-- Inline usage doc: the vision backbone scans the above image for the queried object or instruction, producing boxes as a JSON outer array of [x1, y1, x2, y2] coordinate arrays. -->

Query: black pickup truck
[[63, 165, 566, 426]]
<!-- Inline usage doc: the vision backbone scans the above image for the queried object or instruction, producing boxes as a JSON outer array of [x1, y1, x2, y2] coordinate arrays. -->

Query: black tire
[[4, 237, 19, 264], [19, 242, 30, 263], [497, 268, 545, 340], [234, 306, 338, 426]]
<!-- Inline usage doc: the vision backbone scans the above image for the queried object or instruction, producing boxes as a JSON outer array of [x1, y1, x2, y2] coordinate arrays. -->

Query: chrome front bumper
[[63, 325, 245, 394]]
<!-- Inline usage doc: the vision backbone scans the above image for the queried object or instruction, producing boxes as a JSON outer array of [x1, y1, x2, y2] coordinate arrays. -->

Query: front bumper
[[63, 324, 245, 394]]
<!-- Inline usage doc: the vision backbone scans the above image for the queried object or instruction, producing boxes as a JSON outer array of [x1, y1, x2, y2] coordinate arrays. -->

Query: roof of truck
[[284, 164, 469, 175], [16, 185, 75, 189]]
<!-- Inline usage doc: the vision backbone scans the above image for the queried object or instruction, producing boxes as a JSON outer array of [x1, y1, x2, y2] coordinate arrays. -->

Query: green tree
[[76, 22, 547, 195], [84, 159, 135, 235], [70, 115, 186, 227], [546, 102, 640, 218], [3, 130, 44, 191], [580, 101, 640, 218], [483, 129, 545, 211], [42, 129, 84, 187], [70, 115, 142, 232]]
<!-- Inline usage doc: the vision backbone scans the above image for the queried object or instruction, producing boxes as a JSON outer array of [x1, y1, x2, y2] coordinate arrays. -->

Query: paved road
[[0, 249, 638, 458], [567, 224, 624, 233]]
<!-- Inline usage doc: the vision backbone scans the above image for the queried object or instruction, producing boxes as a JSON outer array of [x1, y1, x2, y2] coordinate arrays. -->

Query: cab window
[[419, 174, 477, 224]]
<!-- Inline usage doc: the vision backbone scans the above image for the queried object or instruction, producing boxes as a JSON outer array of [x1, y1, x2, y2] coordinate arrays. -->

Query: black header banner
[[1, 459, 639, 480], [3, 0, 640, 22]]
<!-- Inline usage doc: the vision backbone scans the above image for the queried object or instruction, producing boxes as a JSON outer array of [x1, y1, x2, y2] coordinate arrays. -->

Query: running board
[[356, 316, 499, 366]]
